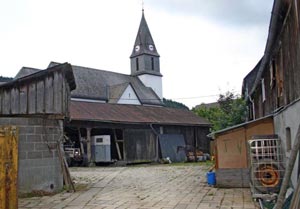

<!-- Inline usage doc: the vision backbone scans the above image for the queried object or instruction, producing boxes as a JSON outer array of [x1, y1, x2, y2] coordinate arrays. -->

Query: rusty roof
[[70, 101, 210, 126]]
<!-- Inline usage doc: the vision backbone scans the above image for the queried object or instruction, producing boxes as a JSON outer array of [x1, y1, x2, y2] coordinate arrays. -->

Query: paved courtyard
[[19, 164, 258, 209]]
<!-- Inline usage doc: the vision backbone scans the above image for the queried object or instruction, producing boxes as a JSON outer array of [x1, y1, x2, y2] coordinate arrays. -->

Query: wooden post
[[86, 128, 92, 166], [78, 128, 85, 155], [113, 129, 122, 160], [0, 126, 18, 209], [122, 129, 126, 161]]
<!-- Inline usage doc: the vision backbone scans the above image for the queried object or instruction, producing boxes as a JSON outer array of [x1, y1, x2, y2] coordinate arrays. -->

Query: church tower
[[130, 11, 163, 100]]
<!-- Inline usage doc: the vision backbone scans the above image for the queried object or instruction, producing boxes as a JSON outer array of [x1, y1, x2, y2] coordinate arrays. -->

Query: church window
[[151, 57, 154, 70], [136, 58, 139, 71]]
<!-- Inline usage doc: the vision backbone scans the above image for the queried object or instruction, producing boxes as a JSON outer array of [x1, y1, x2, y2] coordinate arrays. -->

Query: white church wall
[[138, 74, 162, 100], [118, 85, 141, 105]]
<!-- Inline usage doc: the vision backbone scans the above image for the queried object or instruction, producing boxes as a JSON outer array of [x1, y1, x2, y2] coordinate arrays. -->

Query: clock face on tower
[[149, 45, 154, 51], [135, 45, 140, 52]]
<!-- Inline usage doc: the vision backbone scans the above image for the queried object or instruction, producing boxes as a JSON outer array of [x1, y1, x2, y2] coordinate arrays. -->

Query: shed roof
[[70, 100, 210, 126], [209, 114, 273, 139], [1, 62, 76, 90]]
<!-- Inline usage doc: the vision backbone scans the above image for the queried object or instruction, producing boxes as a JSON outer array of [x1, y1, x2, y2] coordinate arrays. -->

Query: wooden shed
[[210, 115, 274, 187], [0, 63, 76, 194]]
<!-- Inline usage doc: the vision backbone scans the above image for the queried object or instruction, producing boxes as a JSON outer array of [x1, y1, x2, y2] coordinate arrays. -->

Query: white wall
[[138, 74, 163, 100], [274, 99, 300, 188], [118, 85, 141, 105]]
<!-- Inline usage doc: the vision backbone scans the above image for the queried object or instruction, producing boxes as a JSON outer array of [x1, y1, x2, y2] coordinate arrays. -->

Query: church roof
[[130, 11, 159, 58], [14, 67, 41, 79], [70, 100, 210, 126], [108, 83, 130, 103], [48, 62, 163, 106]]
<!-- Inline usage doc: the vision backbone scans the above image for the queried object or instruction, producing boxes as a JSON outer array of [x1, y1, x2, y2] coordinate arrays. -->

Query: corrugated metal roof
[[70, 101, 210, 126], [208, 114, 274, 139]]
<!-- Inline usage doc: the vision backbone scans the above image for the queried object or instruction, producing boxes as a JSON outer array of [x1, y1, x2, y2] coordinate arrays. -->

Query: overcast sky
[[0, 0, 273, 108]]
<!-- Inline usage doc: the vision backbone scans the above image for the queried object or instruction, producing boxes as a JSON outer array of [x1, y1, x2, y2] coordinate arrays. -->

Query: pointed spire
[[130, 11, 159, 58]]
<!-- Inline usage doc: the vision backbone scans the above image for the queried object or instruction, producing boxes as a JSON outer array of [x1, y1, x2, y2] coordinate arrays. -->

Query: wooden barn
[[67, 101, 211, 164], [242, 0, 300, 188]]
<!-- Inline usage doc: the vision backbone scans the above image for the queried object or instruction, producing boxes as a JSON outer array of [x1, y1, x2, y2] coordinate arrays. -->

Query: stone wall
[[274, 99, 300, 188], [0, 117, 63, 194]]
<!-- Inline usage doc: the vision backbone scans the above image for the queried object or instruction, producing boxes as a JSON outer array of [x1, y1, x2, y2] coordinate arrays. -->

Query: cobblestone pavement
[[19, 164, 258, 209]]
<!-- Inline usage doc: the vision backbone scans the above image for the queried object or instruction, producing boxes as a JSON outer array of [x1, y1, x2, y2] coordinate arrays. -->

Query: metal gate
[[0, 126, 18, 209], [248, 135, 284, 201]]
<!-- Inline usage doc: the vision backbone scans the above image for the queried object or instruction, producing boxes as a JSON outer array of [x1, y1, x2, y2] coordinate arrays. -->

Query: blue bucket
[[206, 172, 216, 185]]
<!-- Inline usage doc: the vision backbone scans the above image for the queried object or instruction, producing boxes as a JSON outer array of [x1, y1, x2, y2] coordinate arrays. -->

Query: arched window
[[151, 57, 154, 70], [136, 58, 139, 71]]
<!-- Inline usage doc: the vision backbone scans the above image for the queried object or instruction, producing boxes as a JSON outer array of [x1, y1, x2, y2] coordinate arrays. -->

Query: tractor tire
[[250, 159, 284, 194]]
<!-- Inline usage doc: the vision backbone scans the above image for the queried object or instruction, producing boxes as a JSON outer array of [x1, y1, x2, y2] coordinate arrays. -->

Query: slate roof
[[130, 11, 159, 58], [70, 100, 210, 126], [242, 58, 262, 97], [48, 62, 163, 105], [14, 67, 41, 79], [2, 63, 76, 91], [108, 83, 129, 103]]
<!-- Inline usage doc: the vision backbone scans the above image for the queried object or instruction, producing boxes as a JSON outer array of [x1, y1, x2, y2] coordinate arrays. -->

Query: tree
[[0, 76, 13, 82], [192, 91, 247, 131], [163, 98, 189, 110]]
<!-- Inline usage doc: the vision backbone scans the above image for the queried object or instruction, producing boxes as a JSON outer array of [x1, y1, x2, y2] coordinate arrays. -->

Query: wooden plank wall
[[253, 0, 300, 118], [0, 72, 68, 116]]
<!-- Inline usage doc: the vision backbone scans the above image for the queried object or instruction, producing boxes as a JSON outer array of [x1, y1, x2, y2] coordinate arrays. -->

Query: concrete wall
[[0, 117, 63, 194], [274, 99, 300, 188]]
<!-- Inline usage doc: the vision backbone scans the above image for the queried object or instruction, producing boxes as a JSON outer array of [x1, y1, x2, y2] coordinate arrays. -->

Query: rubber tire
[[250, 159, 284, 194]]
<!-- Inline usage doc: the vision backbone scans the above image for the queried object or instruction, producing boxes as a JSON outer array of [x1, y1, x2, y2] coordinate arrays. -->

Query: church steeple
[[130, 11, 161, 77]]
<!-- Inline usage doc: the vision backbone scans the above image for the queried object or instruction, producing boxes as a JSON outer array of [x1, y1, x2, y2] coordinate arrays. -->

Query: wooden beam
[[86, 128, 92, 165], [78, 128, 85, 155], [113, 129, 122, 160]]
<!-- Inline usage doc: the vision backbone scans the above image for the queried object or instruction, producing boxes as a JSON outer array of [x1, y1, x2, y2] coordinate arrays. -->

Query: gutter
[[250, 0, 283, 96]]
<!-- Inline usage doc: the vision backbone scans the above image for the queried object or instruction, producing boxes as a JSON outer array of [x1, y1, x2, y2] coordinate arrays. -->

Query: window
[[261, 78, 266, 102], [270, 60, 276, 88], [151, 57, 154, 70], [136, 58, 139, 71], [286, 127, 292, 152]]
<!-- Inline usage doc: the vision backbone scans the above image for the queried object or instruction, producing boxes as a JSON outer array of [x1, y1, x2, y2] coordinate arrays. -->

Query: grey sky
[[0, 0, 273, 108], [148, 0, 273, 27]]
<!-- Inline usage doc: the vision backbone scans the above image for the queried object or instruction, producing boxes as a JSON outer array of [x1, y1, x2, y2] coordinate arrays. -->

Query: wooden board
[[0, 126, 18, 209]]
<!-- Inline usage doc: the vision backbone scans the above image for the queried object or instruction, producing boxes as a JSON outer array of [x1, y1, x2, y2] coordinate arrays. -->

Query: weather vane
[[142, 0, 144, 12]]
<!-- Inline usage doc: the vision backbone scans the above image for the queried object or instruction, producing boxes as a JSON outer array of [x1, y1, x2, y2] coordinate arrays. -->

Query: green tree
[[163, 98, 189, 110], [192, 91, 246, 131]]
